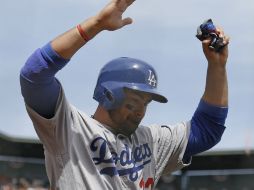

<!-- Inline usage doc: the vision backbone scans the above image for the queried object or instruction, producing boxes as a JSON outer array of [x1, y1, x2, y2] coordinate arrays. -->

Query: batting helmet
[[93, 57, 168, 110]]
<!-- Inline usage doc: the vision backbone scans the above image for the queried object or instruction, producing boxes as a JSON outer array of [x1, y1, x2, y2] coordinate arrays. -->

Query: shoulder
[[134, 122, 191, 142]]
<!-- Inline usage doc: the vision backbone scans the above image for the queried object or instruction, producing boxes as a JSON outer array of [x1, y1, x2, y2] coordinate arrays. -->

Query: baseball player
[[20, 0, 230, 189]]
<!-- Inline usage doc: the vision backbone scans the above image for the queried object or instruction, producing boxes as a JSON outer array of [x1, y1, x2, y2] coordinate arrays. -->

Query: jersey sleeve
[[20, 43, 70, 118], [25, 84, 74, 154], [149, 122, 191, 181], [183, 99, 227, 160]]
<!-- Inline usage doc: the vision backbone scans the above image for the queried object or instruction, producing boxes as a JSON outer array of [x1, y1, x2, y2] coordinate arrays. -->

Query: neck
[[93, 105, 116, 131]]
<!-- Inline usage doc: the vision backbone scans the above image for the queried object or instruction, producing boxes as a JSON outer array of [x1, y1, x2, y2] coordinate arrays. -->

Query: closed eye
[[125, 103, 135, 111]]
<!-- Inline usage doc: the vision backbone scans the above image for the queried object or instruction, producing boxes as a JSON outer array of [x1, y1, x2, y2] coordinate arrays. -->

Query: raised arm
[[20, 0, 135, 118], [51, 0, 135, 59], [201, 27, 230, 106], [183, 27, 230, 160]]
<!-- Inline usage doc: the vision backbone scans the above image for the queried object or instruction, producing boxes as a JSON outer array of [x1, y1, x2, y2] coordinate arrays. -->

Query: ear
[[104, 89, 114, 102], [100, 88, 117, 110], [103, 87, 126, 110]]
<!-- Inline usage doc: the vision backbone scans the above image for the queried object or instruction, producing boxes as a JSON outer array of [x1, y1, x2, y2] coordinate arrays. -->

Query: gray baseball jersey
[[26, 86, 191, 190]]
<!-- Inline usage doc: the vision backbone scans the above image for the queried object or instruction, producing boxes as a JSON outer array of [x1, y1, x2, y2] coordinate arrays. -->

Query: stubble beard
[[108, 111, 141, 137]]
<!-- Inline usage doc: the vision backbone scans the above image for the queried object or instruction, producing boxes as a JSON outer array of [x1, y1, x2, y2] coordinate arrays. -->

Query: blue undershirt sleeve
[[20, 42, 70, 118], [183, 100, 228, 161]]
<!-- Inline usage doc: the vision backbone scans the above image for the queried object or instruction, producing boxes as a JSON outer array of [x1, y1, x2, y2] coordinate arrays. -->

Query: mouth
[[128, 118, 141, 126], [117, 118, 141, 136]]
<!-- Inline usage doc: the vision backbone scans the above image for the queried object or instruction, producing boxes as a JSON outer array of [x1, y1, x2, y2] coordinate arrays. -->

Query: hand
[[202, 27, 230, 67], [95, 0, 135, 31]]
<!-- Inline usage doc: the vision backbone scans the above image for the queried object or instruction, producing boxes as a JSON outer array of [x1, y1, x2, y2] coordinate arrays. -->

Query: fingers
[[216, 26, 230, 46], [122, 17, 133, 27], [115, 0, 135, 10], [115, 0, 135, 5], [202, 39, 212, 53], [126, 0, 136, 6], [202, 26, 230, 53], [223, 35, 230, 45], [216, 26, 224, 37], [114, 0, 135, 27]]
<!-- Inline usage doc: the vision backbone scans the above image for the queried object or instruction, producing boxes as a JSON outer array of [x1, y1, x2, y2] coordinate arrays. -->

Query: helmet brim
[[101, 81, 168, 103]]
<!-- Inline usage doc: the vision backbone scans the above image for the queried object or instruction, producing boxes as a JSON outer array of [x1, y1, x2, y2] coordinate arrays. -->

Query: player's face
[[109, 89, 152, 136]]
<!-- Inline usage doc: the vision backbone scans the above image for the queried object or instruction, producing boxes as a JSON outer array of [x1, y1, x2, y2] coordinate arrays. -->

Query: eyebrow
[[128, 91, 152, 103], [132, 91, 145, 99], [124, 88, 152, 102]]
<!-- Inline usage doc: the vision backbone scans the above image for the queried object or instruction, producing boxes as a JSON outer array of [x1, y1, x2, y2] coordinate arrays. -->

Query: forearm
[[51, 0, 135, 59], [202, 64, 228, 107], [184, 27, 230, 160], [51, 17, 104, 59], [20, 17, 104, 117], [200, 26, 229, 107], [20, 0, 135, 116]]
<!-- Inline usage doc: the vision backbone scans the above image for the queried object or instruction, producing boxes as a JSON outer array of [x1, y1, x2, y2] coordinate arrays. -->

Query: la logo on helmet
[[148, 70, 157, 87]]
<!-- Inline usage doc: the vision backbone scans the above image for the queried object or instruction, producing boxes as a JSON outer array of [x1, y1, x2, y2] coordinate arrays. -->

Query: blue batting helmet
[[93, 57, 168, 110]]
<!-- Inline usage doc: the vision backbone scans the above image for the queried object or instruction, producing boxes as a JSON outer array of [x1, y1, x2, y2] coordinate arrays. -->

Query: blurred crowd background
[[0, 132, 253, 190]]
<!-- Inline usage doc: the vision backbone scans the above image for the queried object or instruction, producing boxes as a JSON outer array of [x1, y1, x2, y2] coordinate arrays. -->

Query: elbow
[[187, 117, 226, 155]]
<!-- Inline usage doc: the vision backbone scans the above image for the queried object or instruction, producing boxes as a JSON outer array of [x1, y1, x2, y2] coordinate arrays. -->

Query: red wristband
[[77, 24, 90, 42]]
